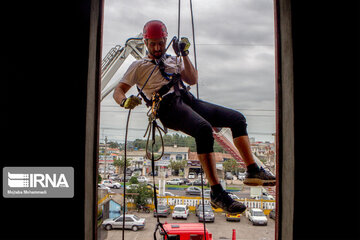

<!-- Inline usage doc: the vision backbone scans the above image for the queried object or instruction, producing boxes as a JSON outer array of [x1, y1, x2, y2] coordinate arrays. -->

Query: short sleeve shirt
[[119, 56, 184, 99]]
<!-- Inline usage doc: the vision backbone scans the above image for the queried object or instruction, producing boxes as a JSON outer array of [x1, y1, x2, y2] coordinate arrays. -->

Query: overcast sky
[[100, 0, 276, 144]]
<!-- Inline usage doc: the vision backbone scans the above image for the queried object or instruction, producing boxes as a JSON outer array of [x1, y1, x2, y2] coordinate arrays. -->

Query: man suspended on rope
[[113, 20, 275, 214]]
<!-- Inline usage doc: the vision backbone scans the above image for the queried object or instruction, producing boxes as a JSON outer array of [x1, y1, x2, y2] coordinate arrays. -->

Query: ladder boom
[[101, 34, 146, 98]]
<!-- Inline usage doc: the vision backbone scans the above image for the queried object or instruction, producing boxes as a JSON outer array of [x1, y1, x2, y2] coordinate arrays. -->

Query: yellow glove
[[121, 95, 142, 109], [173, 37, 190, 56]]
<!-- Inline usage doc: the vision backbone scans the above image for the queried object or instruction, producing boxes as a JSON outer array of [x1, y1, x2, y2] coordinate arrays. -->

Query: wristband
[[120, 98, 127, 107]]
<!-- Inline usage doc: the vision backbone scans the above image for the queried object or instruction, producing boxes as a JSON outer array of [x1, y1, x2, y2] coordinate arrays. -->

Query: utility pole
[[272, 133, 276, 174], [104, 136, 108, 179]]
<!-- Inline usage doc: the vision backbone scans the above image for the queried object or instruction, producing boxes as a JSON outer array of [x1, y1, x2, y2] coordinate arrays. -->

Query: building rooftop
[[119, 150, 146, 156], [188, 152, 232, 162], [162, 146, 189, 153]]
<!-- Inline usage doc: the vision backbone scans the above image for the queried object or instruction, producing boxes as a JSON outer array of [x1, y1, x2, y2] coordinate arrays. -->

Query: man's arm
[[181, 55, 198, 85], [113, 82, 132, 105]]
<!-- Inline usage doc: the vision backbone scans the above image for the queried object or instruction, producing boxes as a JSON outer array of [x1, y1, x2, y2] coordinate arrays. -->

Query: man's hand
[[173, 37, 190, 56], [121, 95, 142, 109]]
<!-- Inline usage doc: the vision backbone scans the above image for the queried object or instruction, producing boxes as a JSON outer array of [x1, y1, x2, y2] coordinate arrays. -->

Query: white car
[[188, 173, 196, 179], [164, 191, 176, 197], [166, 178, 183, 185], [98, 184, 114, 193], [131, 171, 141, 177], [228, 193, 240, 200], [102, 214, 145, 231], [126, 184, 139, 190], [101, 180, 121, 189], [137, 176, 148, 183], [237, 172, 246, 181], [246, 208, 268, 226], [172, 205, 189, 219], [253, 195, 275, 200], [201, 189, 211, 198]]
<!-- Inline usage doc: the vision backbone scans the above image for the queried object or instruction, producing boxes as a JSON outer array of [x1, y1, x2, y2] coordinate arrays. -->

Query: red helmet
[[143, 20, 168, 39]]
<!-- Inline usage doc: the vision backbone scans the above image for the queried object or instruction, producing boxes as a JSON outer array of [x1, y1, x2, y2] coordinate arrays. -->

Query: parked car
[[185, 186, 202, 195], [195, 204, 212, 216], [252, 195, 275, 200], [101, 179, 121, 189], [146, 183, 158, 189], [269, 209, 276, 220], [201, 189, 211, 198], [137, 176, 148, 183], [189, 179, 207, 186], [166, 178, 183, 185], [180, 177, 190, 185], [102, 214, 145, 231], [146, 183, 159, 194], [225, 172, 234, 180], [109, 174, 119, 180], [226, 213, 241, 222], [153, 204, 171, 217], [172, 205, 189, 219], [164, 191, 176, 197], [197, 205, 215, 222], [228, 193, 240, 200], [246, 208, 268, 226], [148, 171, 158, 176], [120, 176, 132, 182], [237, 172, 246, 181], [126, 184, 139, 190], [188, 172, 196, 179], [131, 171, 142, 177], [97, 184, 114, 193]]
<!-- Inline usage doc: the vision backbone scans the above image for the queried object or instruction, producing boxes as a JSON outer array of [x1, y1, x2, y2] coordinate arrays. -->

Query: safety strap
[[137, 55, 187, 107]]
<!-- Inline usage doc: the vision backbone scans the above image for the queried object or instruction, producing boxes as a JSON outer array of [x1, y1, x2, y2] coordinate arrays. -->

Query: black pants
[[158, 90, 248, 154]]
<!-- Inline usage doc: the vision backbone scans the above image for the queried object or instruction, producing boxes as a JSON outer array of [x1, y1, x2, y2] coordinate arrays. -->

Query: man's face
[[145, 38, 167, 59]]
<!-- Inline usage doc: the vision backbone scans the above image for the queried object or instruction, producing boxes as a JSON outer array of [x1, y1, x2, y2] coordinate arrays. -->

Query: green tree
[[113, 157, 131, 174], [98, 174, 102, 184], [223, 159, 241, 174], [127, 183, 153, 206], [169, 159, 188, 176], [130, 133, 226, 153], [129, 176, 139, 184], [108, 141, 120, 149]]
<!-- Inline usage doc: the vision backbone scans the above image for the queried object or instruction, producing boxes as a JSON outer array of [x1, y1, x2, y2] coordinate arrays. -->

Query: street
[[99, 177, 274, 239], [99, 211, 275, 240], [110, 176, 252, 199]]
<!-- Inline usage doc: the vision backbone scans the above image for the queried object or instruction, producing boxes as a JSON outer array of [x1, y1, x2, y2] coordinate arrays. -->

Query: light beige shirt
[[120, 56, 184, 99]]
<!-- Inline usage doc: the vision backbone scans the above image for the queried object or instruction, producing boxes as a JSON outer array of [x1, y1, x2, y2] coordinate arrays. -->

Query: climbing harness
[[137, 54, 188, 108], [121, 1, 207, 239]]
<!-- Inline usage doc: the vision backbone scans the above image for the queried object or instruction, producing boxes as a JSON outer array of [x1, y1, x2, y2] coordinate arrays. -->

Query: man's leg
[[158, 95, 246, 214], [234, 135, 275, 186], [198, 152, 246, 214], [233, 135, 256, 166], [188, 96, 275, 186], [197, 153, 219, 185]]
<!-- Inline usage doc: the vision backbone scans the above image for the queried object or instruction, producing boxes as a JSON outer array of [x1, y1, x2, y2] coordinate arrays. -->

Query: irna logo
[[3, 167, 74, 198], [8, 172, 69, 188]]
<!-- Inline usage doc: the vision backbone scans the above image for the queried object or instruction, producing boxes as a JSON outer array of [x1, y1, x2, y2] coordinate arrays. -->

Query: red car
[[160, 222, 213, 240]]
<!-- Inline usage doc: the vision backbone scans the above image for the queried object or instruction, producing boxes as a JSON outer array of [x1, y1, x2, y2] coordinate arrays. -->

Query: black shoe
[[244, 167, 276, 186], [210, 190, 246, 214]]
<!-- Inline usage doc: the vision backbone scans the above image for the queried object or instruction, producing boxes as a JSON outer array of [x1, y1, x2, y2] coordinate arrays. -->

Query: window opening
[[97, 0, 277, 240]]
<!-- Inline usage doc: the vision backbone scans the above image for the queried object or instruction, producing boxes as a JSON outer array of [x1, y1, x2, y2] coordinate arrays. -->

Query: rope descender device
[[150, 92, 162, 120], [143, 92, 167, 161]]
